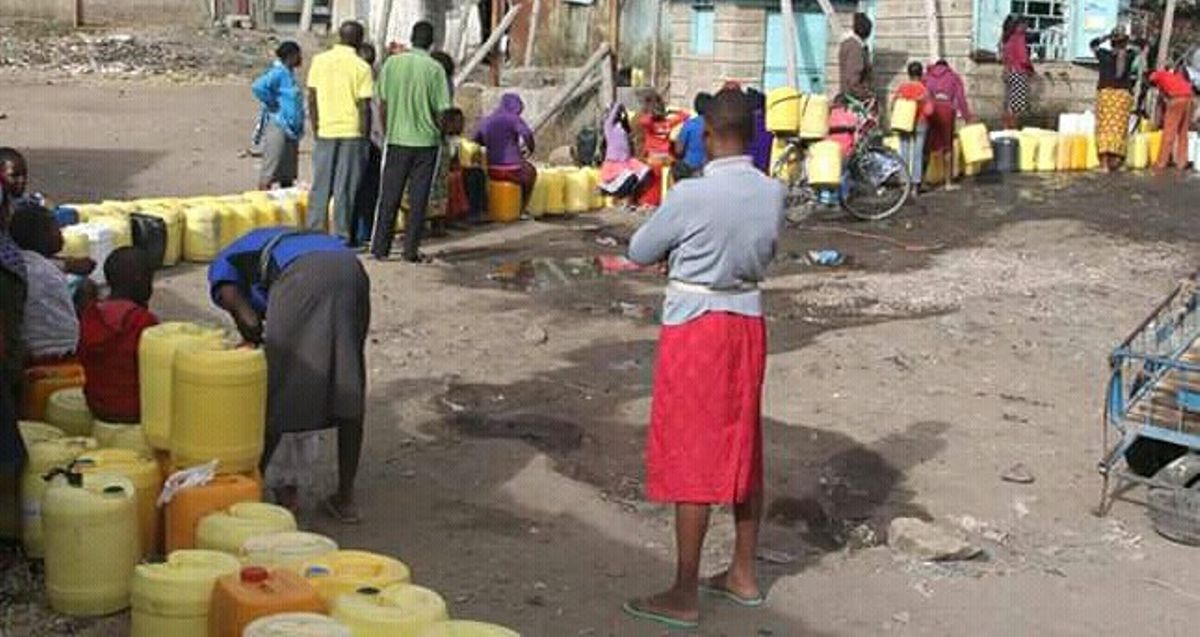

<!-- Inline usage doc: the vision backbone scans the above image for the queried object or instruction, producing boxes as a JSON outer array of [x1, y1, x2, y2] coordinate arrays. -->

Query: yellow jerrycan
[[244, 612, 352, 637], [196, 502, 298, 555], [140, 322, 227, 451], [958, 123, 993, 165], [277, 198, 303, 228], [21, 436, 98, 558], [526, 171, 550, 217], [73, 448, 163, 557], [1070, 134, 1089, 170], [171, 347, 267, 474], [806, 140, 843, 186], [1128, 133, 1150, 169], [1055, 133, 1074, 170], [42, 472, 140, 616], [798, 94, 831, 139], [1035, 133, 1058, 171], [240, 531, 339, 572], [44, 387, 93, 437], [585, 167, 604, 209], [302, 550, 412, 604], [1147, 130, 1163, 165], [227, 202, 259, 243], [91, 214, 134, 249], [130, 549, 241, 637], [543, 169, 567, 215], [1085, 133, 1100, 169], [564, 169, 591, 214], [766, 87, 801, 135], [332, 584, 450, 637], [58, 227, 91, 260], [92, 420, 151, 454], [417, 621, 521, 637], [487, 181, 523, 223], [890, 98, 918, 133], [182, 205, 221, 263], [1017, 130, 1039, 171], [18, 420, 64, 446]]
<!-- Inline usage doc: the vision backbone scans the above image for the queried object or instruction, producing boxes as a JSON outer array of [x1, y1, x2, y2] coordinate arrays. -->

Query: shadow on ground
[[22, 148, 166, 202]]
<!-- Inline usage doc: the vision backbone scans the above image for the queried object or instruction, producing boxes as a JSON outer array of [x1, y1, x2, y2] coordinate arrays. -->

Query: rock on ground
[[888, 517, 982, 562]]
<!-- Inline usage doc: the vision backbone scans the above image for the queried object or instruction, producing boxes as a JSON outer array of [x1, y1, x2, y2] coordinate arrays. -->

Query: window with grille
[[1011, 0, 1070, 61]]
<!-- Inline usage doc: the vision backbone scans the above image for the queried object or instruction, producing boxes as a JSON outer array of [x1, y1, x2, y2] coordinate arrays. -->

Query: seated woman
[[473, 93, 537, 208], [599, 103, 651, 203]]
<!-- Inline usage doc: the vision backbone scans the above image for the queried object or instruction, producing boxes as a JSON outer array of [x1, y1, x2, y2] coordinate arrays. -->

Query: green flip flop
[[622, 600, 700, 630], [699, 583, 766, 608]]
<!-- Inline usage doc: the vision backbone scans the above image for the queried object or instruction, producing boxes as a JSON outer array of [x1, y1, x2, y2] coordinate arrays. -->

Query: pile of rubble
[[0, 26, 269, 81]]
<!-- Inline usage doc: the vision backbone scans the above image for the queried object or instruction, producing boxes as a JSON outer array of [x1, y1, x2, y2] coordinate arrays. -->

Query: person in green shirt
[[369, 21, 452, 263]]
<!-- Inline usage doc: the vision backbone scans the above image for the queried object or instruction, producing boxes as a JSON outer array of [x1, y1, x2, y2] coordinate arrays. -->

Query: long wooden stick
[[779, 0, 799, 88], [455, 3, 522, 87], [533, 43, 611, 131], [534, 75, 604, 133], [455, 0, 475, 64], [609, 0, 621, 83], [375, 0, 395, 55], [925, 0, 940, 59], [1157, 0, 1177, 71], [523, 0, 541, 67], [649, 0, 661, 87]]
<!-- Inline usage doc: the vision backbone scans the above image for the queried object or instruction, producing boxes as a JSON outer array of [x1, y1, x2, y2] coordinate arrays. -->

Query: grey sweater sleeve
[[628, 200, 681, 265]]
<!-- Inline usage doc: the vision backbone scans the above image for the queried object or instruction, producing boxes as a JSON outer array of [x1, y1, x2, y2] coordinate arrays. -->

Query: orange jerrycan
[[487, 181, 522, 223], [208, 566, 325, 637], [165, 472, 262, 552]]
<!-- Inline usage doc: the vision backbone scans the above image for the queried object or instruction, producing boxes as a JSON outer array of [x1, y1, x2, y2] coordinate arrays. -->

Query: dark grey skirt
[[265, 250, 370, 435]]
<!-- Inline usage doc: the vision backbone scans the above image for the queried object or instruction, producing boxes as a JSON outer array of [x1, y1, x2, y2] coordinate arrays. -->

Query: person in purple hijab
[[745, 88, 773, 173], [473, 92, 538, 209]]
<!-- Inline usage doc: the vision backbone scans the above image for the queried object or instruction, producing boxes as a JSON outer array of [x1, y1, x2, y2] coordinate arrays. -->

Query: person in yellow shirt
[[306, 21, 374, 243]]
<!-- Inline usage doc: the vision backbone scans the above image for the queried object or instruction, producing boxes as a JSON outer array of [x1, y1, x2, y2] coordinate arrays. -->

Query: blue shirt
[[252, 61, 306, 140], [208, 227, 350, 314], [677, 116, 707, 170]]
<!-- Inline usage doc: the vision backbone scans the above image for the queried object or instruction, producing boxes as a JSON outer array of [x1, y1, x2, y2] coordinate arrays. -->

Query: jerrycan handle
[[42, 467, 83, 487]]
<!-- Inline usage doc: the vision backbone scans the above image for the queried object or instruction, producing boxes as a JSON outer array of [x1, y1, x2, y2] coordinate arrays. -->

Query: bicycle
[[770, 94, 912, 223]]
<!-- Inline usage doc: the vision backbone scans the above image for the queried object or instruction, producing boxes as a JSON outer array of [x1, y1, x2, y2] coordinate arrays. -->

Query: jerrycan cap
[[241, 566, 270, 584], [305, 565, 331, 578]]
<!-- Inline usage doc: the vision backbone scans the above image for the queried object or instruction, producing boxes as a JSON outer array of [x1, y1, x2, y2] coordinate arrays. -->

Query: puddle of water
[[486, 257, 601, 291]]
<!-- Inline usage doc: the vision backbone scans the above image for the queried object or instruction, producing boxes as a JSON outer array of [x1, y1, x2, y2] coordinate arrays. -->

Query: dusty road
[[3, 77, 1200, 636]]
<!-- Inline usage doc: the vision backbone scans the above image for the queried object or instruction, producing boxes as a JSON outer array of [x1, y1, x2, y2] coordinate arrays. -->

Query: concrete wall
[[669, 1, 766, 106], [871, 0, 1098, 123], [667, 0, 1100, 123], [0, 0, 211, 25]]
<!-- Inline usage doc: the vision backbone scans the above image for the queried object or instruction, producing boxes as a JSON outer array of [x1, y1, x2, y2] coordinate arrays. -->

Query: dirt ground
[[4, 76, 1200, 637]]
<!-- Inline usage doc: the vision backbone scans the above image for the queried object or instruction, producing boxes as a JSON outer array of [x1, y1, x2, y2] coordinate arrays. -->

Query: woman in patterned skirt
[[1000, 16, 1034, 130], [1091, 31, 1144, 172]]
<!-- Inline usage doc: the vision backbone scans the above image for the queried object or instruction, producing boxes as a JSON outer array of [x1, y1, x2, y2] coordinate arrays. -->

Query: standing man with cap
[[370, 21, 452, 263], [306, 21, 374, 242]]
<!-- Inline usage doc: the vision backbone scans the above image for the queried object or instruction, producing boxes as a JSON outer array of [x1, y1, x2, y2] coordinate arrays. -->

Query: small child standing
[[893, 61, 935, 189], [78, 247, 159, 423], [623, 89, 785, 630], [251, 42, 305, 190], [672, 92, 712, 181], [7, 204, 86, 362]]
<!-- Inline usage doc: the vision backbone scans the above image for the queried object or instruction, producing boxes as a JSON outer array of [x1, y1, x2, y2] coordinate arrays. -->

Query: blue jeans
[[898, 122, 928, 185]]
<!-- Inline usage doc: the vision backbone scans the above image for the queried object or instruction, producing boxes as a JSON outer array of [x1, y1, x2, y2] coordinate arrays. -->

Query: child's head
[[641, 90, 665, 117], [704, 88, 754, 160], [431, 50, 456, 80], [8, 202, 61, 256], [907, 61, 924, 80], [693, 92, 714, 117], [441, 107, 465, 137], [104, 247, 154, 306], [0, 147, 29, 198], [276, 41, 302, 69], [357, 42, 376, 66]]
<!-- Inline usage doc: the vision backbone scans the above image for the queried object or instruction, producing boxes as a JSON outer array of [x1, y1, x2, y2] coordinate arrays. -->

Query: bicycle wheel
[[842, 145, 912, 221], [771, 142, 817, 224]]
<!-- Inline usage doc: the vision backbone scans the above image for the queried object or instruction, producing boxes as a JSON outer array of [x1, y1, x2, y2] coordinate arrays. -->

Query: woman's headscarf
[[497, 92, 524, 116]]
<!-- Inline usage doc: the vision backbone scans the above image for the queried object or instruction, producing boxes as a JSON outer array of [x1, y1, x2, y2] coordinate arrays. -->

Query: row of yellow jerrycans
[[526, 166, 607, 218], [63, 189, 310, 266], [1009, 130, 1163, 172]]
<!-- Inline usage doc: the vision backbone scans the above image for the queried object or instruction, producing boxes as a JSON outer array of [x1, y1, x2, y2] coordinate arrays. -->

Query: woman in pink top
[[1000, 15, 1034, 130]]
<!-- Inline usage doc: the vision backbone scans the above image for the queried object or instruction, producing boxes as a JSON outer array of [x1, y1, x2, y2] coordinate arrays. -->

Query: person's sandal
[[321, 495, 362, 524]]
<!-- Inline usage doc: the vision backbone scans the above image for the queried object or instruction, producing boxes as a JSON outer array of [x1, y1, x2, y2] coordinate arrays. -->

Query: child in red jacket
[[78, 247, 158, 423]]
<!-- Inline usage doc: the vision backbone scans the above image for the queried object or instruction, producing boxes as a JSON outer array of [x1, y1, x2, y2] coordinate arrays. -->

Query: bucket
[[992, 137, 1019, 173]]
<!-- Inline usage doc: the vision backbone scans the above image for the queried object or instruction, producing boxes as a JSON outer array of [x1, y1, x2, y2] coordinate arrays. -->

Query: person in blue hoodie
[[252, 42, 305, 190]]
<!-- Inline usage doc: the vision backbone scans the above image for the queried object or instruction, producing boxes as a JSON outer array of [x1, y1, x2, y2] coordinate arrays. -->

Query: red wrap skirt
[[646, 311, 766, 504]]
